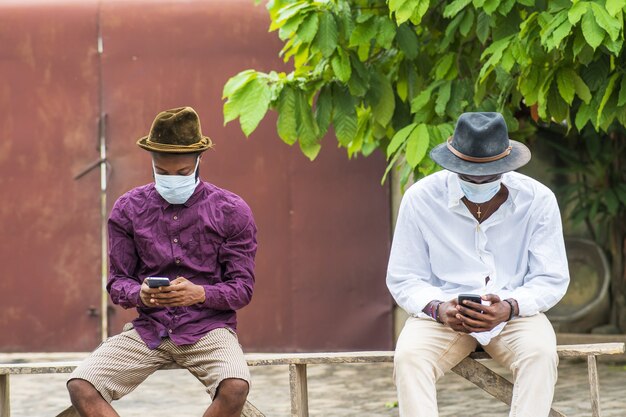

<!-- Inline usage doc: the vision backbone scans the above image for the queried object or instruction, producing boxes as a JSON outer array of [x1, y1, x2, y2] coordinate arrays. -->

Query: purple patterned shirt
[[107, 181, 257, 349]]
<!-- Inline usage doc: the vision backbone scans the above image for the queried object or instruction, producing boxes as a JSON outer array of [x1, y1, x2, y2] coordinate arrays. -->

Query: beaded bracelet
[[504, 299, 515, 321], [434, 301, 444, 323]]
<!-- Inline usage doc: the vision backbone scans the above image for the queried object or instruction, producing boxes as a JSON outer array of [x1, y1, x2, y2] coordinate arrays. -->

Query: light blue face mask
[[153, 158, 200, 205], [458, 176, 502, 203]]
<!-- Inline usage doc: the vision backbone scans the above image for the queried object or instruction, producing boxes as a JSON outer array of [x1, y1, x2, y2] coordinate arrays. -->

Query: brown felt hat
[[137, 107, 213, 153]]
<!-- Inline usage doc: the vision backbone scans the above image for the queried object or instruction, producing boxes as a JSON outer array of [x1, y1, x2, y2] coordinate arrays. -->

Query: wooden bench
[[1, 343, 623, 417]]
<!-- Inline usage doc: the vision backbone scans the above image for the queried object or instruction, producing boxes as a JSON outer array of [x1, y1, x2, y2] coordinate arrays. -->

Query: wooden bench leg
[[289, 364, 309, 417], [0, 374, 9, 417], [242, 400, 266, 417], [451, 357, 566, 417], [56, 405, 79, 417], [587, 355, 601, 417]]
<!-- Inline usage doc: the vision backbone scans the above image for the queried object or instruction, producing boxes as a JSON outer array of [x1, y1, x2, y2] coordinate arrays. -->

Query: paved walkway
[[4, 353, 626, 416]]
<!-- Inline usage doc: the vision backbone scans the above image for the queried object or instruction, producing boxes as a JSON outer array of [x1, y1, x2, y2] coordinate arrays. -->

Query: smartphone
[[457, 293, 483, 313], [146, 277, 170, 288]]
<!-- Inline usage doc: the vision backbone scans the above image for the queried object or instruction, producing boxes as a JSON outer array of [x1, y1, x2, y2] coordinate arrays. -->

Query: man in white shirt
[[387, 112, 569, 417]]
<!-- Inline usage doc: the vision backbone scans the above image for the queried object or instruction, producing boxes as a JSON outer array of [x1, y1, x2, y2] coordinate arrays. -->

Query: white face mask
[[153, 158, 200, 205], [458, 176, 501, 203]]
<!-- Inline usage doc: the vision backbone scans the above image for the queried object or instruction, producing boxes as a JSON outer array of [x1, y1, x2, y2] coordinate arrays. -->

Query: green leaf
[[376, 17, 397, 49], [296, 12, 319, 43], [547, 19, 573, 50], [349, 19, 378, 48], [410, 87, 434, 113], [314, 12, 338, 57], [476, 12, 491, 44], [294, 89, 320, 158], [568, 1, 588, 25], [547, 84, 568, 123], [618, 75, 626, 106], [371, 74, 396, 127], [332, 85, 357, 146], [405, 124, 429, 168], [581, 10, 605, 50], [277, 85, 298, 145], [606, 0, 626, 17], [575, 102, 593, 130], [222, 70, 257, 99], [596, 73, 619, 126], [443, 0, 472, 18], [238, 78, 272, 136], [605, 190, 619, 215], [556, 68, 576, 104], [435, 82, 452, 116], [331, 50, 352, 83], [482, 0, 500, 15], [409, 0, 430, 25], [572, 71, 592, 104], [459, 9, 475, 37], [315, 85, 333, 138], [391, 0, 416, 24], [435, 53, 455, 80], [591, 3, 621, 41], [396, 24, 419, 59], [387, 123, 417, 157]]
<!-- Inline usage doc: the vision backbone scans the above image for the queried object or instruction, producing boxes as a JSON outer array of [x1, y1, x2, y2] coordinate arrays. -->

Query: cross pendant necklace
[[477, 205, 482, 219]]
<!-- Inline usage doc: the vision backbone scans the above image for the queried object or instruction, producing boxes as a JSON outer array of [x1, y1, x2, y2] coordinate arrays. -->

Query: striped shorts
[[68, 325, 250, 402]]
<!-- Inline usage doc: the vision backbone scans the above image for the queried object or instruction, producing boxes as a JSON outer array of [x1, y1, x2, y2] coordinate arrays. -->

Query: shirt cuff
[[405, 288, 448, 317], [508, 292, 540, 317], [201, 285, 219, 309], [128, 286, 145, 308]]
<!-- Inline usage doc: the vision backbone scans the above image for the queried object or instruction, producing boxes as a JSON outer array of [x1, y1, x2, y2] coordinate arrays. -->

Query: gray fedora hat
[[429, 112, 531, 176]]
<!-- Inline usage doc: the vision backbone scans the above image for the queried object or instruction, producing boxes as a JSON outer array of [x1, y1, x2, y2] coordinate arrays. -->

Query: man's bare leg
[[203, 378, 249, 417], [67, 379, 120, 417]]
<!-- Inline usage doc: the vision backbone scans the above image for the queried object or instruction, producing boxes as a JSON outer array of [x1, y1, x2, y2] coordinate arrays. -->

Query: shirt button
[[168, 329, 173, 334], [173, 238, 178, 243], [173, 215, 178, 220], [175, 258, 181, 264]]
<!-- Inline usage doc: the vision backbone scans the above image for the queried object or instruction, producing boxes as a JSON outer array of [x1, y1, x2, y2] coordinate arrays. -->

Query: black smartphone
[[146, 277, 171, 288], [457, 294, 483, 313]]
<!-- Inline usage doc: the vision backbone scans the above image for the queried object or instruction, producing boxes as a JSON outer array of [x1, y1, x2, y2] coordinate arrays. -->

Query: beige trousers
[[394, 313, 558, 417]]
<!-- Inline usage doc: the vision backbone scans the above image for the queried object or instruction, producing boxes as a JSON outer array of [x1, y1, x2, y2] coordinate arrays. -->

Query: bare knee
[[215, 378, 249, 408], [67, 378, 101, 404]]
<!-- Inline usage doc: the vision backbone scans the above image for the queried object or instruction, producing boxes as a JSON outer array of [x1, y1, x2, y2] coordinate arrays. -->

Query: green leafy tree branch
[[224, 0, 626, 329]]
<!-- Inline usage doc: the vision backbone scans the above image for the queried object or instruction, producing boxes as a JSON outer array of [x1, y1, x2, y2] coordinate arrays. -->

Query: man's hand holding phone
[[455, 293, 511, 332], [140, 276, 206, 307]]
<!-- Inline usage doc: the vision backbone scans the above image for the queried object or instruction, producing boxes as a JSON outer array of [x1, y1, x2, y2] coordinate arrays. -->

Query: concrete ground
[[3, 353, 626, 416]]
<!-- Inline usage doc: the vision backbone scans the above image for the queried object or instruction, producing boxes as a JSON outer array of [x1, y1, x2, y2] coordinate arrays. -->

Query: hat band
[[446, 137, 512, 163], [145, 137, 210, 151]]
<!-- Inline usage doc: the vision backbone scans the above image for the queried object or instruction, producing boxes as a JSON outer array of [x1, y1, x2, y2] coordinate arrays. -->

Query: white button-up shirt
[[386, 170, 570, 320]]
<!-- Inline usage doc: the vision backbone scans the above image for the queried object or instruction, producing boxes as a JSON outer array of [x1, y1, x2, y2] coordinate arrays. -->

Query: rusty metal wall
[[0, 1, 103, 351], [0, 0, 392, 352]]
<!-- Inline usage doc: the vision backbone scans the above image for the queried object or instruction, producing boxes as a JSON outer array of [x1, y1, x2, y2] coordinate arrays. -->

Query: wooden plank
[[587, 355, 601, 417], [241, 401, 265, 417], [452, 357, 514, 404], [0, 374, 9, 417], [558, 334, 626, 361], [557, 343, 624, 357], [289, 364, 309, 417], [451, 357, 566, 417], [245, 351, 394, 366], [0, 344, 623, 374]]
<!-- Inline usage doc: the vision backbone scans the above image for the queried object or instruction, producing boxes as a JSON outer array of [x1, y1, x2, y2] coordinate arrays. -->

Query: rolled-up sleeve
[[106, 197, 143, 309], [386, 190, 447, 316], [508, 193, 570, 316], [202, 200, 257, 311]]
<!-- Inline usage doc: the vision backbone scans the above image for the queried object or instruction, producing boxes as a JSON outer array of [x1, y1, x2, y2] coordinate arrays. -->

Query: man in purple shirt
[[67, 107, 257, 417]]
